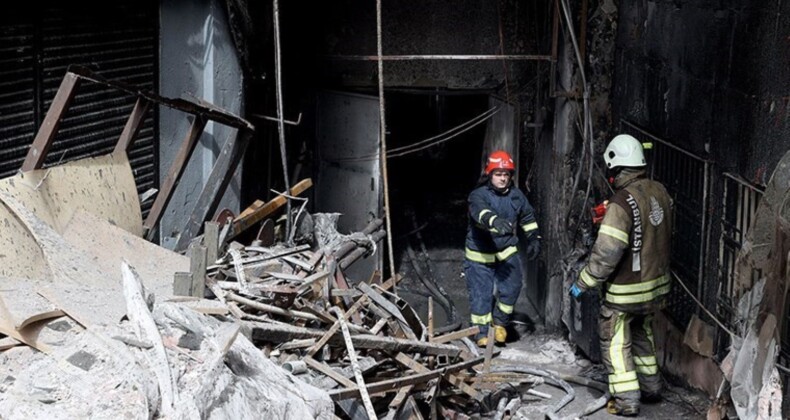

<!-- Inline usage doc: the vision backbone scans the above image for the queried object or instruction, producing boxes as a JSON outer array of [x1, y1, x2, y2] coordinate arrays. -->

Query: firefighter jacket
[[576, 169, 673, 313], [465, 182, 538, 263]]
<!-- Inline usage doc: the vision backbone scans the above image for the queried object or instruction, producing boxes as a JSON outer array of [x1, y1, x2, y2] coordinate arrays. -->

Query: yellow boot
[[494, 325, 507, 344], [476, 336, 489, 347]]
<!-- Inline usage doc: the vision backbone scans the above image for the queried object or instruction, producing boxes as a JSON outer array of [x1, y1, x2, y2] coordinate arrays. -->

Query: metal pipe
[[325, 54, 552, 61], [272, 0, 292, 242], [376, 0, 397, 295]]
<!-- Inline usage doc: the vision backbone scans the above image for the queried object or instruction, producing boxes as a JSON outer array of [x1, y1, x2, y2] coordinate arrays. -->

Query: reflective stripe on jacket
[[465, 182, 538, 262], [577, 172, 673, 313]]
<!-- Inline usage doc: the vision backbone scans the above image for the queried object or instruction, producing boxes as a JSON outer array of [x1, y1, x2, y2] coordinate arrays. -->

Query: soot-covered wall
[[613, 0, 789, 180]]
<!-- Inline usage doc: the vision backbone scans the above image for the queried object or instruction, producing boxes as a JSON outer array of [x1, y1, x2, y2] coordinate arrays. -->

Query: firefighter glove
[[526, 239, 541, 260], [491, 218, 513, 235], [569, 283, 583, 299]]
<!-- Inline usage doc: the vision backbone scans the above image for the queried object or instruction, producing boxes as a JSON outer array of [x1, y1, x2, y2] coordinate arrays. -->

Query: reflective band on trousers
[[634, 355, 659, 375], [497, 301, 514, 314], [599, 224, 629, 244], [465, 246, 518, 263], [606, 275, 671, 305], [521, 222, 538, 233], [608, 371, 640, 394], [471, 313, 492, 325]]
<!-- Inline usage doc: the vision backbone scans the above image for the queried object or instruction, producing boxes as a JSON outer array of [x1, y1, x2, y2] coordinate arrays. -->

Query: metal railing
[[717, 173, 764, 329]]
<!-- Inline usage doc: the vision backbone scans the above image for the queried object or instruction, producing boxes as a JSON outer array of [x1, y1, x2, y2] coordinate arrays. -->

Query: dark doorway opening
[[385, 92, 490, 332]]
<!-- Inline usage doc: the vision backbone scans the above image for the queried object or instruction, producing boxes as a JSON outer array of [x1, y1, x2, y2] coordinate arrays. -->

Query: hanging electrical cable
[[272, 0, 292, 242], [330, 106, 501, 163]]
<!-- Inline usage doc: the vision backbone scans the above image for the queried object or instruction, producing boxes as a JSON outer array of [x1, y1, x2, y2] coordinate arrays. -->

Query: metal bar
[[250, 112, 302, 126], [250, 322, 462, 356], [21, 72, 81, 172], [431, 326, 480, 345], [226, 292, 321, 321], [272, 0, 293, 241], [325, 54, 552, 61], [699, 161, 710, 312], [66, 65, 253, 130], [328, 354, 488, 401], [306, 297, 369, 357], [622, 120, 711, 162], [304, 357, 357, 388], [723, 172, 766, 193], [550, 0, 559, 95], [114, 97, 151, 154], [393, 353, 481, 401], [143, 116, 207, 238], [330, 307, 377, 419], [428, 297, 434, 341], [176, 130, 253, 251]]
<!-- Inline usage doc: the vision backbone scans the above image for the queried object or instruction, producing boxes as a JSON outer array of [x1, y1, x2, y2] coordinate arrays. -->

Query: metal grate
[[621, 120, 711, 329], [717, 173, 764, 329]]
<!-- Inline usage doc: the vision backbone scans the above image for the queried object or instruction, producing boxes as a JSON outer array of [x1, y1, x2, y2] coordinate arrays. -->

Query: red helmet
[[485, 150, 515, 175]]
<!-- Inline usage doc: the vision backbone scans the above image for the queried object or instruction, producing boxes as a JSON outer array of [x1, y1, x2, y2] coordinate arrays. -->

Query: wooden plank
[[306, 297, 368, 357], [328, 355, 487, 401], [144, 116, 207, 237], [114, 97, 151, 153], [329, 307, 377, 419], [393, 353, 481, 401], [21, 72, 81, 172], [173, 272, 192, 296], [228, 179, 313, 241], [189, 240, 207, 298], [250, 322, 462, 356], [431, 326, 480, 345], [204, 221, 220, 265], [176, 130, 253, 251], [483, 327, 495, 374]]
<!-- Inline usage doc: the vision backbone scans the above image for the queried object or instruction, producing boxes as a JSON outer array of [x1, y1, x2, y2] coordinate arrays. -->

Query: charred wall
[[613, 0, 789, 179]]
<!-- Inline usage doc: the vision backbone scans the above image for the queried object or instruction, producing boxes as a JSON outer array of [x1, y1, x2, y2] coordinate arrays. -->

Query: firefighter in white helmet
[[570, 134, 673, 416]]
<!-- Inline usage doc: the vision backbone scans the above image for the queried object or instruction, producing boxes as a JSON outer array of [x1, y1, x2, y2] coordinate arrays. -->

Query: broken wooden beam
[[228, 179, 313, 241], [431, 326, 480, 345], [249, 322, 462, 357], [328, 355, 487, 401]]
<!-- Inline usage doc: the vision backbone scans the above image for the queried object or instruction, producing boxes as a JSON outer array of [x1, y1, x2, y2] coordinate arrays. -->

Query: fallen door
[[316, 91, 383, 282]]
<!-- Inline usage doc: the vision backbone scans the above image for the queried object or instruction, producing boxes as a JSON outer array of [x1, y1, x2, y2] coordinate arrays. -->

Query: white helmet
[[603, 134, 646, 168]]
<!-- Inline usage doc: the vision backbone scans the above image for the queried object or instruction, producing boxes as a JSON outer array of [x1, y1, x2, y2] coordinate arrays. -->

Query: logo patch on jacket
[[649, 197, 664, 226]]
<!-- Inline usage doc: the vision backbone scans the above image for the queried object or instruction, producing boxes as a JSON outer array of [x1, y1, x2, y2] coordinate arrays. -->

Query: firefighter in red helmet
[[464, 150, 541, 347]]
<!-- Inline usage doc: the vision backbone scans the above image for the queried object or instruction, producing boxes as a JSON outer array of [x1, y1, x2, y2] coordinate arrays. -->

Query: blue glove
[[569, 283, 583, 299]]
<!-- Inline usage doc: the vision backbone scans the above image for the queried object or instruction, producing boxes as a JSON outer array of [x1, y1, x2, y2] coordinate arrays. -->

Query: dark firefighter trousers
[[464, 255, 522, 339], [600, 306, 663, 402]]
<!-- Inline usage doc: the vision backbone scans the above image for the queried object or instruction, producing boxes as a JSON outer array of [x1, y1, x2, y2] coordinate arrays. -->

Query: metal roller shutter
[[0, 2, 158, 214]]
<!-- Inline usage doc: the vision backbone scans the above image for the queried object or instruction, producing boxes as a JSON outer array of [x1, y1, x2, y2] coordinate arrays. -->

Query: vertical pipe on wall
[[272, 0, 292, 241], [376, 0, 397, 290]]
